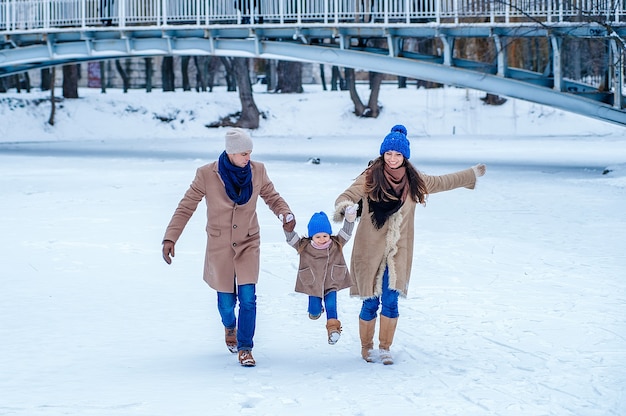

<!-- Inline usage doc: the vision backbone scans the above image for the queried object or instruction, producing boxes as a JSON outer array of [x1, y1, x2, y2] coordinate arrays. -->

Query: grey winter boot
[[359, 318, 376, 362], [379, 316, 398, 365]]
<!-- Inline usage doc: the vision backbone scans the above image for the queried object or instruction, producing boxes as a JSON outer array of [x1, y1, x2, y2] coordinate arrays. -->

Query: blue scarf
[[218, 151, 253, 205]]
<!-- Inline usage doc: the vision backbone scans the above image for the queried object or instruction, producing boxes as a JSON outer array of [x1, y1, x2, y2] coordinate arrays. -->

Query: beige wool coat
[[285, 220, 354, 298], [333, 167, 477, 299], [163, 160, 291, 293]]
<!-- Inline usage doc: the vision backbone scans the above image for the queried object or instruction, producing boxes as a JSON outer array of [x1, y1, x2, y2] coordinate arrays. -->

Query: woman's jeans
[[217, 284, 256, 351], [359, 267, 399, 321], [308, 291, 338, 319]]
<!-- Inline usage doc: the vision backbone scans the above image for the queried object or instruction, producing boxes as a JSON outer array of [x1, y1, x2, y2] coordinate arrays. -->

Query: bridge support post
[[494, 34, 507, 77], [610, 38, 623, 109], [439, 34, 453, 67], [550, 34, 563, 92]]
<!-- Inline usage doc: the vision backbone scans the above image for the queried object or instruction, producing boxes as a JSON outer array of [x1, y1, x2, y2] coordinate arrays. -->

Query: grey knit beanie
[[225, 128, 253, 154]]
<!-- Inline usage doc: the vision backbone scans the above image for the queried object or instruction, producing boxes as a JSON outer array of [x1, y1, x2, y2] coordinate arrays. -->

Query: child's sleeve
[[284, 230, 300, 248], [337, 219, 355, 244]]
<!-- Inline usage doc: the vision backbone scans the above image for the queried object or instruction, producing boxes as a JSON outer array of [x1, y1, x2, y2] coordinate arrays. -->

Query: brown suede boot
[[225, 327, 237, 353], [359, 318, 376, 362], [379, 316, 398, 365], [326, 319, 342, 345]]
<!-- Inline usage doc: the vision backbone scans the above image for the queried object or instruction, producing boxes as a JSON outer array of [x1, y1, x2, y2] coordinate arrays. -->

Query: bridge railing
[[1, 0, 623, 32]]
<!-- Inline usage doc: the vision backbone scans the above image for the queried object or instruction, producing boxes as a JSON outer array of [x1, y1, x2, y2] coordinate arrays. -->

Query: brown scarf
[[383, 164, 409, 203], [368, 164, 409, 229]]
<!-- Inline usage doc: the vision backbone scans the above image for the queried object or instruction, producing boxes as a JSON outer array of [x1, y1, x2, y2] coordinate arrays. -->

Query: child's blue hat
[[379, 124, 410, 159], [307, 212, 332, 237]]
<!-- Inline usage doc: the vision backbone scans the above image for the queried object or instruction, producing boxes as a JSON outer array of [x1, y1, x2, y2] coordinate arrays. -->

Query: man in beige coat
[[162, 128, 295, 367]]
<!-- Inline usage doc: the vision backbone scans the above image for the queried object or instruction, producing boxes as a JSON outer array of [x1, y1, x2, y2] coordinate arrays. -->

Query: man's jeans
[[217, 283, 256, 351]]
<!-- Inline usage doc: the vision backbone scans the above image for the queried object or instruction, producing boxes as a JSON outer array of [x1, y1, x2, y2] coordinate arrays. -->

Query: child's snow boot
[[359, 318, 376, 362], [379, 316, 398, 365], [326, 318, 342, 344]]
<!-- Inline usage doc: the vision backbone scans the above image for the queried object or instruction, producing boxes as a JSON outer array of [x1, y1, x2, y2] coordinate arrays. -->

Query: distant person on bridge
[[161, 128, 296, 367], [333, 124, 486, 365]]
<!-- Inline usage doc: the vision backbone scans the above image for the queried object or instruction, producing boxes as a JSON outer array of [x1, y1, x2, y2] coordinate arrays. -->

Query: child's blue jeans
[[308, 290, 338, 319]]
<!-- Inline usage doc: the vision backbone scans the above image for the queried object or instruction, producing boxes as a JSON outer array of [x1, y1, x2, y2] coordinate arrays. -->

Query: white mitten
[[344, 204, 358, 223], [278, 213, 294, 223], [472, 163, 486, 177]]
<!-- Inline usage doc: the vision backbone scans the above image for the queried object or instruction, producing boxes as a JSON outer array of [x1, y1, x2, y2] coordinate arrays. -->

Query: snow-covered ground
[[1, 85, 625, 415]]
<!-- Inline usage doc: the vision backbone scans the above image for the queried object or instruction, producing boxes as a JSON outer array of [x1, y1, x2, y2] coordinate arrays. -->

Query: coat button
[[232, 243, 237, 247], [233, 224, 237, 229]]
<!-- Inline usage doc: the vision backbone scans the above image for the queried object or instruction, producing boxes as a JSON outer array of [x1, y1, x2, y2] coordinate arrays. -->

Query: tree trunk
[[99, 61, 107, 93], [345, 68, 383, 118], [161, 56, 175, 92], [48, 67, 56, 125], [194, 56, 207, 92], [181, 56, 191, 91], [41, 68, 51, 91], [220, 57, 237, 92], [265, 59, 278, 92], [62, 64, 79, 99], [208, 56, 222, 92], [115, 60, 130, 93], [275, 61, 303, 93], [320, 64, 327, 91], [144, 58, 153, 92], [233, 58, 260, 128], [481, 93, 507, 105], [366, 72, 384, 117], [345, 68, 367, 116]]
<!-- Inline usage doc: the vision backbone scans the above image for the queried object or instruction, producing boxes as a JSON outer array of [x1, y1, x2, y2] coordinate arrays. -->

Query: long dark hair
[[364, 156, 427, 204]]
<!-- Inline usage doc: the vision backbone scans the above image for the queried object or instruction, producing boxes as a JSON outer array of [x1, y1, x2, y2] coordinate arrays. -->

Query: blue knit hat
[[307, 212, 332, 237], [379, 124, 410, 159]]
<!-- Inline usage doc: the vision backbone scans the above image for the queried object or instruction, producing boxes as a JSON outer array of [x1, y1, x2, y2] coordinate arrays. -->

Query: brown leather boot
[[225, 327, 237, 353], [238, 349, 256, 367], [379, 316, 398, 365], [326, 319, 342, 345], [359, 318, 376, 362]]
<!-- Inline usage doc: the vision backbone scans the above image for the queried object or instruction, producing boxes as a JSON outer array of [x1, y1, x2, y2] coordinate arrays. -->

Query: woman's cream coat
[[334, 167, 477, 299]]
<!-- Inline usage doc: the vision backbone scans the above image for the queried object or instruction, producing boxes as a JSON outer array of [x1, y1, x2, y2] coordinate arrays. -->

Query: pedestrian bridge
[[2, 0, 626, 126]]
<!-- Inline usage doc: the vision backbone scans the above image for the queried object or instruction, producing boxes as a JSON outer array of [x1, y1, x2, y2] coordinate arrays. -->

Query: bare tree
[[48, 67, 56, 125], [161, 56, 175, 92], [62, 64, 79, 99], [207, 57, 261, 128], [181, 56, 191, 91], [115, 59, 131, 93], [275, 61, 303, 93], [144, 58, 153, 93]]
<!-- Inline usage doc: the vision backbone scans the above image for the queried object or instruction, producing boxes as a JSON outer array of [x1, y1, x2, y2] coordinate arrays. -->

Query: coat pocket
[[207, 226, 221, 237], [297, 267, 315, 286], [330, 264, 348, 282], [247, 225, 260, 237]]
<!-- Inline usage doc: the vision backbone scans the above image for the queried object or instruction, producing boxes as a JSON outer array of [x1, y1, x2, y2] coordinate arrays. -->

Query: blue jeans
[[217, 284, 256, 351], [359, 267, 399, 321], [308, 291, 338, 320]]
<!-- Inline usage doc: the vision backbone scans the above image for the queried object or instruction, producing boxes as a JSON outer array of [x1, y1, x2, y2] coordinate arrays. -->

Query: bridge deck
[[1, 0, 625, 127]]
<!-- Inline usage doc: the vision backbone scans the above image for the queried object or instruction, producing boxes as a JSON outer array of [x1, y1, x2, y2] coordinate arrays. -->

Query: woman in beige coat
[[333, 124, 486, 365], [162, 128, 295, 367]]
